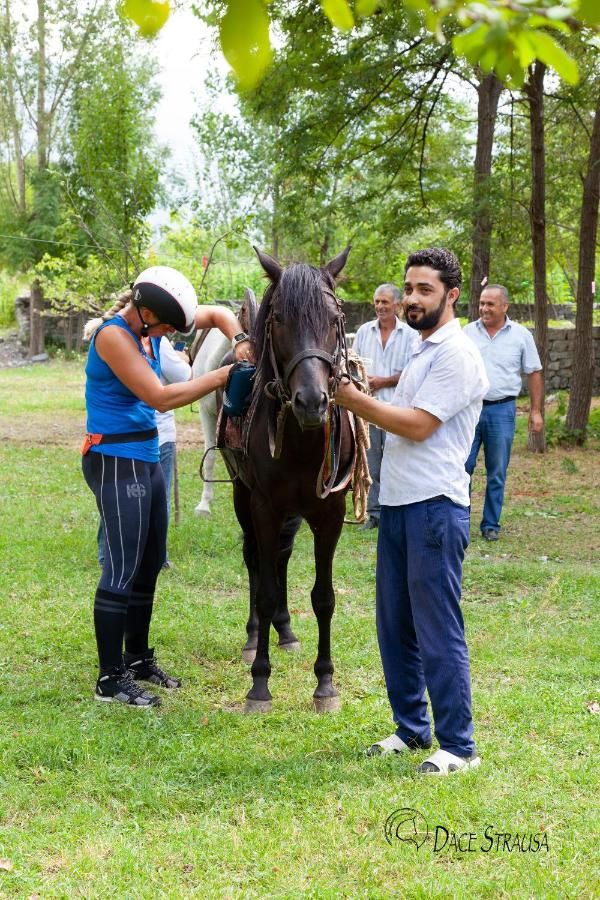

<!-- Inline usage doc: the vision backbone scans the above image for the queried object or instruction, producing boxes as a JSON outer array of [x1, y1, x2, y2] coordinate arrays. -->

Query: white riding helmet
[[132, 266, 198, 334]]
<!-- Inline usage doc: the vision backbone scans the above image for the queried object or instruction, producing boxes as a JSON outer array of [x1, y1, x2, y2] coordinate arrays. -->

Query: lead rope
[[342, 350, 372, 524]]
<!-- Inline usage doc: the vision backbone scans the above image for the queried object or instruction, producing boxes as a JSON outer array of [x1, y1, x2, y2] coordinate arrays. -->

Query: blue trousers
[[366, 424, 386, 521], [465, 400, 516, 533], [376, 499, 475, 757]]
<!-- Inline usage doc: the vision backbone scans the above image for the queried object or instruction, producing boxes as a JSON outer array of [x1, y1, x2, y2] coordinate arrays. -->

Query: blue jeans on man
[[465, 399, 516, 534], [376, 497, 475, 757]]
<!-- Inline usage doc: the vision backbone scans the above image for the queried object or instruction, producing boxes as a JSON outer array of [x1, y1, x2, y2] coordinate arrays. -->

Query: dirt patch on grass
[[469, 443, 599, 563], [0, 411, 204, 448]]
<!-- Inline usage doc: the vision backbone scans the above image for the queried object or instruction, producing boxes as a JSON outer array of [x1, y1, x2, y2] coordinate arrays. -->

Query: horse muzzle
[[292, 388, 329, 430]]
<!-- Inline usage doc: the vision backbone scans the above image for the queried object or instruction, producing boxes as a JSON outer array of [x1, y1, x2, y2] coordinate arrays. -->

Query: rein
[[252, 287, 355, 499], [258, 284, 353, 498]]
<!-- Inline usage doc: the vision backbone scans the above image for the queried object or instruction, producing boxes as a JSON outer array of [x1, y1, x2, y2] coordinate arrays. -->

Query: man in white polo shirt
[[353, 284, 418, 530], [335, 247, 488, 775], [464, 285, 543, 541]]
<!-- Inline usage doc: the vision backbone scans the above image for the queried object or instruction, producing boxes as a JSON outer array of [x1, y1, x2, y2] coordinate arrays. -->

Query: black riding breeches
[[82, 452, 167, 670]]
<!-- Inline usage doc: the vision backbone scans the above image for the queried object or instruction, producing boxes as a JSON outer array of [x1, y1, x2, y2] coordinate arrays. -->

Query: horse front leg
[[195, 405, 216, 517], [242, 533, 259, 665], [245, 500, 284, 713], [273, 515, 302, 652], [308, 498, 345, 713], [232, 482, 259, 665]]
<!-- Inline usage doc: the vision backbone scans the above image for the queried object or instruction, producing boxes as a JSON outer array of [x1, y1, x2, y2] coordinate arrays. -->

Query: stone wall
[[16, 295, 87, 352], [542, 327, 600, 392]]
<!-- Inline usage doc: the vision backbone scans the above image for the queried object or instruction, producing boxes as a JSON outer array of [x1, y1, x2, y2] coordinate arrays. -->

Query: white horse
[[191, 293, 255, 517], [192, 328, 231, 517]]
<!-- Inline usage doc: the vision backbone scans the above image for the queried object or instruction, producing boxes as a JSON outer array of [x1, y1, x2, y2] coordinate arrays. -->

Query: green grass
[[0, 360, 598, 898]]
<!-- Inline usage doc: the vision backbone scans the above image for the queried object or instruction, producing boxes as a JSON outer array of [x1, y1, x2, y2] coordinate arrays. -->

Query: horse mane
[[252, 263, 336, 381]]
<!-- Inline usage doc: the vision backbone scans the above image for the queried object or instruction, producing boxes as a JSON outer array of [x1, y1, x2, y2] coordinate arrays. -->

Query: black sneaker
[[124, 649, 181, 689], [95, 667, 160, 707]]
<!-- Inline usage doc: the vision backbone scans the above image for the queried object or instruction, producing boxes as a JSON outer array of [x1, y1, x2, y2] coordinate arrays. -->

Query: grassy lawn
[[0, 360, 598, 898]]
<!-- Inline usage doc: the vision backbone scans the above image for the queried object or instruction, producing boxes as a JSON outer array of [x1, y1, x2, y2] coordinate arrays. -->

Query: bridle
[[263, 286, 347, 405]]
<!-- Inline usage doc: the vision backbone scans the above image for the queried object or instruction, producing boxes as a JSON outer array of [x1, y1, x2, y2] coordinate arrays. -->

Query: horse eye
[[272, 311, 283, 325]]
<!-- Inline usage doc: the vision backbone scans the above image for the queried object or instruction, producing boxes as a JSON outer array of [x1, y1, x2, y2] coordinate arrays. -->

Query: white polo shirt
[[380, 319, 489, 508], [463, 316, 542, 401], [353, 317, 419, 402]]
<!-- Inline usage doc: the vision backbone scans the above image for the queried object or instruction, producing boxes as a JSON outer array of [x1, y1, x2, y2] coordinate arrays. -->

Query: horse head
[[253, 246, 351, 430]]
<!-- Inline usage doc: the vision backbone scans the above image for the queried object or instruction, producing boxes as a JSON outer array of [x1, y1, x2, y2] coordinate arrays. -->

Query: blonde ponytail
[[83, 290, 132, 342]]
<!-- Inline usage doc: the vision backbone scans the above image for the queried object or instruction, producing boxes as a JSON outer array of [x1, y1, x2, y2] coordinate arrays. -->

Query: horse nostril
[[294, 390, 328, 418]]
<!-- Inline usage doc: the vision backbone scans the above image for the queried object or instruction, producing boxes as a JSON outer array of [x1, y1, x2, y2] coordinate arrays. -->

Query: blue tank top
[[85, 317, 161, 462]]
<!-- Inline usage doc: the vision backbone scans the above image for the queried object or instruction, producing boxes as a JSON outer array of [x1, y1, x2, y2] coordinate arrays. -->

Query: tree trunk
[[36, 0, 48, 170], [2, 0, 27, 214], [526, 62, 547, 453], [29, 280, 45, 357], [565, 92, 600, 439], [468, 72, 503, 321], [271, 178, 280, 259]]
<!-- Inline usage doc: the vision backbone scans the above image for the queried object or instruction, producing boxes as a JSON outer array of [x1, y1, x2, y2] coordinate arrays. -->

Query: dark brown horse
[[223, 246, 355, 713]]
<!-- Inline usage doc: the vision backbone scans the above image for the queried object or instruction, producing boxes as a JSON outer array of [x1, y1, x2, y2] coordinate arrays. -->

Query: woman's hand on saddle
[[233, 339, 255, 364]]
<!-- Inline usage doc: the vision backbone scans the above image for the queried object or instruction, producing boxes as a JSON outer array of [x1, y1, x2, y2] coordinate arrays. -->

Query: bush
[[0, 270, 28, 327], [544, 392, 599, 446]]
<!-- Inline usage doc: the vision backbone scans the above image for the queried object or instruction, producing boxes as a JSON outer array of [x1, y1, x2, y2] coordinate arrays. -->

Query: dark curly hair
[[404, 248, 462, 292]]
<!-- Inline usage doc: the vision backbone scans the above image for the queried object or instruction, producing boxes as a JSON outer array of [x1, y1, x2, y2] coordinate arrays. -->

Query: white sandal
[[366, 734, 410, 757], [418, 748, 481, 775]]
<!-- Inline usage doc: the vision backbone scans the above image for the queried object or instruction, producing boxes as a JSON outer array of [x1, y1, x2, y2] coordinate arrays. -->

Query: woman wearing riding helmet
[[82, 265, 252, 707]]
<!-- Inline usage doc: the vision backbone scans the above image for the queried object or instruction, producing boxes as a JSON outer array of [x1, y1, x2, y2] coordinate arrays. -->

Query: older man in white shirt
[[464, 285, 543, 541], [353, 284, 418, 529], [336, 248, 488, 776]]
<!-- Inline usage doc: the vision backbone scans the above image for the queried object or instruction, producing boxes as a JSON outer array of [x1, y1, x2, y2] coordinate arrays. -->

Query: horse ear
[[254, 246, 282, 282], [324, 245, 351, 280]]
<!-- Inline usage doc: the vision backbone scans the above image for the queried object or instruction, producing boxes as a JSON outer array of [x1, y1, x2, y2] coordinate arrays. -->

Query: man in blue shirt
[[353, 284, 417, 530], [463, 285, 543, 541]]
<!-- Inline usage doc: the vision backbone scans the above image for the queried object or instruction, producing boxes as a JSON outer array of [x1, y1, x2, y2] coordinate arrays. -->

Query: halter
[[263, 286, 347, 405], [246, 283, 351, 476]]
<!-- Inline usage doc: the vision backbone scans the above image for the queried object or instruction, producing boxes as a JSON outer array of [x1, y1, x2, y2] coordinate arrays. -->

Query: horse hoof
[[244, 698, 272, 714], [313, 695, 341, 713], [278, 640, 300, 653], [242, 647, 257, 665], [194, 505, 210, 518]]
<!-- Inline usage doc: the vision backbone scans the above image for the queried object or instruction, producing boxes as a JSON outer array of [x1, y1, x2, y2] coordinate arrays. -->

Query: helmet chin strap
[[136, 305, 151, 337]]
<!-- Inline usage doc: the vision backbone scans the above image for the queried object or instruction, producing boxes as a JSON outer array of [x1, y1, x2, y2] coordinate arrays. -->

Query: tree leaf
[[121, 0, 171, 38], [527, 31, 579, 85], [452, 22, 491, 63], [219, 0, 273, 91], [321, 0, 355, 31], [578, 0, 600, 26], [514, 31, 538, 70], [355, 0, 381, 17]]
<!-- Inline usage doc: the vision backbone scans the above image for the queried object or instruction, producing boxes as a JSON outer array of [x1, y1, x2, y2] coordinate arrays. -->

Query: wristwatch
[[231, 332, 249, 349]]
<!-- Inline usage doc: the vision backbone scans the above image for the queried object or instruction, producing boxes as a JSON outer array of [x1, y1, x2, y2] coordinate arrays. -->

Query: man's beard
[[405, 292, 448, 331]]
